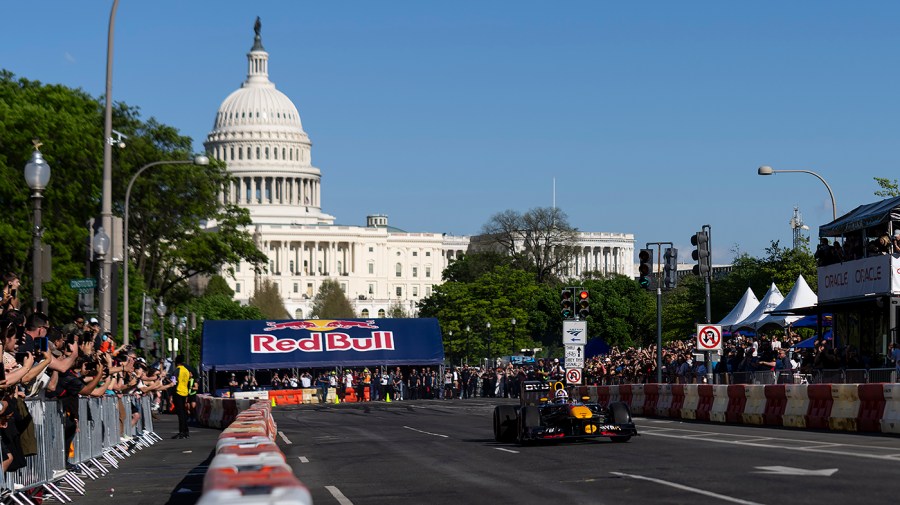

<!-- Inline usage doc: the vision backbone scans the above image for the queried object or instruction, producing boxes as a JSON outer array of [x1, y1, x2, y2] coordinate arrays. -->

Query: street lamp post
[[99, 0, 120, 337], [122, 156, 209, 345], [155, 298, 166, 363], [448, 330, 454, 365], [757, 166, 837, 221], [24, 145, 51, 313], [486, 322, 492, 369], [169, 313, 178, 366], [465, 325, 470, 367], [510, 318, 516, 348]]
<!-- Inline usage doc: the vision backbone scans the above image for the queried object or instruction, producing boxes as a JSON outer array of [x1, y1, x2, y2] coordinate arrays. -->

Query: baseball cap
[[89, 317, 99, 324]]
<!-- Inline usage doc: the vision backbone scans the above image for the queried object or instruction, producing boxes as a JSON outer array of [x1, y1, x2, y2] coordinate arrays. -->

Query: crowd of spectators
[[583, 330, 893, 385], [0, 270, 186, 492], [814, 228, 900, 267]]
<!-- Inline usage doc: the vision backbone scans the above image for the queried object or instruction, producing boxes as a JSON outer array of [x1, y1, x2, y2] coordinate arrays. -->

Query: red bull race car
[[492, 381, 637, 444]]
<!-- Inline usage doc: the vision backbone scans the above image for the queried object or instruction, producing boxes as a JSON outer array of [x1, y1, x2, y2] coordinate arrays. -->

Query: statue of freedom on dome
[[254, 17, 261, 37]]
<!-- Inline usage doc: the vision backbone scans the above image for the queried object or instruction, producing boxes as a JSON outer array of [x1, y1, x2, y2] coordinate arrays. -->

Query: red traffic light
[[579, 290, 589, 300]]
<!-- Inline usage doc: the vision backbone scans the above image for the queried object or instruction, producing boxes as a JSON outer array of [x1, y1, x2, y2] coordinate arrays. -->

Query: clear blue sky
[[5, 1, 899, 263]]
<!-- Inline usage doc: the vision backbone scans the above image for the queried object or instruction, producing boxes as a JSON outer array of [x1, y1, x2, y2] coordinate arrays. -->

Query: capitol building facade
[[204, 23, 635, 318]]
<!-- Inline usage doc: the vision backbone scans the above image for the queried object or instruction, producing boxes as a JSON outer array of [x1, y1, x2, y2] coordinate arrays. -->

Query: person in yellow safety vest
[[172, 355, 192, 439]]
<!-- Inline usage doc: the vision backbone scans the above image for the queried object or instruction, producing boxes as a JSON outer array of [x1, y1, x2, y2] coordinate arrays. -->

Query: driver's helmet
[[555, 389, 568, 402]]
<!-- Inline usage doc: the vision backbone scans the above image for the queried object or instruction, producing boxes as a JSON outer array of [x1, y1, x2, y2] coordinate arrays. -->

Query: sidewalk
[[63, 414, 220, 505]]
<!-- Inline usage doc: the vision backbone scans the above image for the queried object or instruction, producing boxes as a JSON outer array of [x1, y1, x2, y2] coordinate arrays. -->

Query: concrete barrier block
[[880, 384, 900, 434], [630, 385, 645, 415], [741, 385, 766, 425], [709, 385, 729, 423], [681, 384, 699, 419], [828, 384, 860, 432], [783, 384, 809, 428]]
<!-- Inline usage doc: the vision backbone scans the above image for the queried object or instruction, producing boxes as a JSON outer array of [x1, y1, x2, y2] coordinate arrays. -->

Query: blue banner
[[200, 318, 445, 371]]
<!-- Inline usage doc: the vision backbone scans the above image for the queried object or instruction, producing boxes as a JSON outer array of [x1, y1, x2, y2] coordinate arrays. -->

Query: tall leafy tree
[[249, 278, 290, 319], [419, 265, 544, 363], [874, 177, 900, 198], [204, 275, 235, 297], [0, 71, 266, 334], [310, 279, 355, 318], [478, 207, 578, 283], [0, 71, 104, 318]]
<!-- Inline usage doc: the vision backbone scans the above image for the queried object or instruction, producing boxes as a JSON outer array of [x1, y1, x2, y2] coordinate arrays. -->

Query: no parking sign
[[696, 324, 722, 351]]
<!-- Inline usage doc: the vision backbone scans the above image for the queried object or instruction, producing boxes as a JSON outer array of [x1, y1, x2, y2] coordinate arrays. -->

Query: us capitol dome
[[203, 19, 634, 319], [205, 18, 333, 226]]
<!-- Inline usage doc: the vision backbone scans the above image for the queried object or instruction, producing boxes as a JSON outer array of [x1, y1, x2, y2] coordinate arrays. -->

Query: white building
[[204, 22, 634, 317]]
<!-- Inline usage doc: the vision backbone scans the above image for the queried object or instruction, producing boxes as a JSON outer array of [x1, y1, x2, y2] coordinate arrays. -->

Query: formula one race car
[[492, 381, 637, 444]]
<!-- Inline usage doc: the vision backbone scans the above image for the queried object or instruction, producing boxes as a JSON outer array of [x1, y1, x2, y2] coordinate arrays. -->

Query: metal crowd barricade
[[2, 399, 86, 505]]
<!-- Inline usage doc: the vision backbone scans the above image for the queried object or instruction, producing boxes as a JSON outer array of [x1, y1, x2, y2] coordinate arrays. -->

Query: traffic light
[[142, 294, 154, 328], [561, 288, 574, 319], [638, 249, 653, 290], [663, 248, 678, 289], [577, 290, 590, 319], [691, 231, 711, 277]]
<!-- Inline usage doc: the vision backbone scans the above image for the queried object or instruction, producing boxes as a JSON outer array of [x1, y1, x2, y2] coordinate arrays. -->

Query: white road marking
[[278, 431, 293, 445], [403, 426, 449, 438], [326, 485, 355, 505], [494, 447, 519, 454], [640, 428, 900, 462], [755, 466, 838, 476], [298, 456, 309, 463], [610, 472, 765, 505]]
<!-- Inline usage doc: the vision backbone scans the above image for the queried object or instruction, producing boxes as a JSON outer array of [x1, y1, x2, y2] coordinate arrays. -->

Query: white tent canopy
[[732, 282, 784, 331], [718, 287, 760, 330], [754, 275, 818, 329]]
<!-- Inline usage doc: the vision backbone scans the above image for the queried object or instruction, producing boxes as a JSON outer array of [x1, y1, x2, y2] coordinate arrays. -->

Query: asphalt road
[[275, 398, 900, 505]]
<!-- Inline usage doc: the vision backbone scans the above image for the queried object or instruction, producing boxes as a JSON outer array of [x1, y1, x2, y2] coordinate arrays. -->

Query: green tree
[[441, 251, 513, 283], [310, 279, 355, 318], [478, 207, 578, 283], [387, 300, 409, 318], [582, 276, 656, 349], [0, 71, 267, 336], [419, 265, 544, 363], [204, 275, 235, 297], [874, 177, 900, 198], [0, 71, 105, 318], [249, 278, 290, 319], [180, 293, 264, 368]]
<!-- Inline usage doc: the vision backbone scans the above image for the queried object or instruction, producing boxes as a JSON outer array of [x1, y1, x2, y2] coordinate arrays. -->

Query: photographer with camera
[[1, 273, 21, 316]]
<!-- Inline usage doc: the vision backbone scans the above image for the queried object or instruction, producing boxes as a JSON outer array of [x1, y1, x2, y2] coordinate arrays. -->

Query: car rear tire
[[609, 401, 633, 443], [494, 405, 518, 443]]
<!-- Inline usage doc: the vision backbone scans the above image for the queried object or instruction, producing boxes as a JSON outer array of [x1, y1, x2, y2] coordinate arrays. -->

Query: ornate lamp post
[[24, 144, 51, 312], [155, 298, 166, 362], [465, 325, 471, 367], [448, 330, 453, 365], [169, 313, 178, 366], [486, 321, 492, 369]]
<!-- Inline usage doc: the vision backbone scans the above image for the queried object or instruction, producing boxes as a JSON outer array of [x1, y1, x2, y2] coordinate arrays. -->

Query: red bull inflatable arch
[[200, 318, 445, 371]]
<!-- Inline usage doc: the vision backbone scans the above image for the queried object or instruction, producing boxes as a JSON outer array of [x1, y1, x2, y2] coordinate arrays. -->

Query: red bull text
[[251, 332, 395, 353]]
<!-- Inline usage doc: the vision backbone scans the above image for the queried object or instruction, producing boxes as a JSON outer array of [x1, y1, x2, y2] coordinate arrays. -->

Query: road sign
[[696, 324, 723, 351], [564, 345, 584, 368], [565, 368, 582, 384], [562, 321, 587, 345], [69, 278, 97, 293]]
